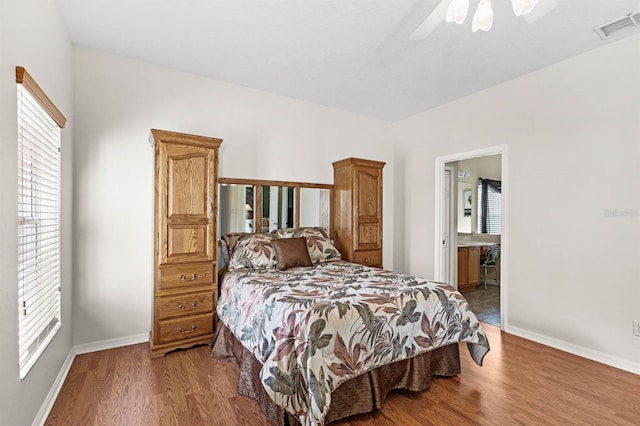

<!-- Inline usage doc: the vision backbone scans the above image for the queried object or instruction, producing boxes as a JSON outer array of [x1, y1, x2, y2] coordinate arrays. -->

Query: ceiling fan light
[[512, 0, 538, 16], [446, 0, 470, 24], [472, 0, 494, 32]]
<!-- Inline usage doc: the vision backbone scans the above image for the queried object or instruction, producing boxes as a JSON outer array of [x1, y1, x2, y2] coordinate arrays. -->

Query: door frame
[[433, 145, 508, 330], [441, 166, 455, 286]]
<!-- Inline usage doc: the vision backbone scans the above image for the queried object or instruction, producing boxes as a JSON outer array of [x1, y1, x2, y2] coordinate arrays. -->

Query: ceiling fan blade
[[410, 0, 452, 40], [523, 0, 557, 23]]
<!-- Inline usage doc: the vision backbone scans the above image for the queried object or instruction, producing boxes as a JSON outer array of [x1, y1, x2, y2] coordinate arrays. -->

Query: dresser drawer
[[157, 291, 214, 320], [157, 313, 214, 344], [353, 250, 382, 267], [158, 262, 214, 290]]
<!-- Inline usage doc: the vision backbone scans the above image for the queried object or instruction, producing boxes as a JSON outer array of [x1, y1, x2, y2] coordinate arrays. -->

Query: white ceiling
[[55, 0, 640, 121]]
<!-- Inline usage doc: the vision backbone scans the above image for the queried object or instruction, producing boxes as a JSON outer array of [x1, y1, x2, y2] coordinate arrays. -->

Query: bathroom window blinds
[[477, 179, 502, 235]]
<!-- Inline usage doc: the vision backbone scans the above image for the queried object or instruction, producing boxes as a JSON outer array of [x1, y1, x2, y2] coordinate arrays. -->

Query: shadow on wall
[[393, 155, 406, 272]]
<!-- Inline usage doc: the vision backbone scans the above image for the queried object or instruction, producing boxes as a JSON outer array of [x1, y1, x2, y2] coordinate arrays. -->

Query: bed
[[212, 228, 490, 426]]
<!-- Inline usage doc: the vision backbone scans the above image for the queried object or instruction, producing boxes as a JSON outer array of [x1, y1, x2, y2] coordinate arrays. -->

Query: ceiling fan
[[410, 0, 558, 40]]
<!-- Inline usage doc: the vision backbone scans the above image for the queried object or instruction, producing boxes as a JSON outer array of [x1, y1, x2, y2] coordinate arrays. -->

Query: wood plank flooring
[[46, 324, 640, 425]]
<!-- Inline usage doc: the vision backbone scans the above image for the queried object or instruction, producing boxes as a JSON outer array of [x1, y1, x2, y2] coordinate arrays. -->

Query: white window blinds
[[17, 75, 63, 379]]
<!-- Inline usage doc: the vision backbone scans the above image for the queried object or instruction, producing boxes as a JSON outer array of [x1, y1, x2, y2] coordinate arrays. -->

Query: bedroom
[[0, 0, 639, 425]]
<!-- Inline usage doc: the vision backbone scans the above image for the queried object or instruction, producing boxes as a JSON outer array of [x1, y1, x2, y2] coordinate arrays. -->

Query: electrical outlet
[[634, 320, 640, 337]]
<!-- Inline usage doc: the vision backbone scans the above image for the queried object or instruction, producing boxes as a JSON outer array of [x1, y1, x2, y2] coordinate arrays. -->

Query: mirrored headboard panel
[[218, 178, 333, 236], [218, 183, 256, 233]]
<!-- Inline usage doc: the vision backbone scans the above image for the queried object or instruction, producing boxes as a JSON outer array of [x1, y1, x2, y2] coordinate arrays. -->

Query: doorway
[[434, 145, 508, 329]]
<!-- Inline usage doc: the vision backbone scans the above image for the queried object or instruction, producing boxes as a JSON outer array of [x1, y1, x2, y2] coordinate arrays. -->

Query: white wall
[[72, 48, 393, 345], [393, 34, 640, 371], [0, 1, 74, 424]]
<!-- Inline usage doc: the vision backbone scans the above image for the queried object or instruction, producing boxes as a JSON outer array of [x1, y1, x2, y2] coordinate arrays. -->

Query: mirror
[[261, 186, 295, 232], [457, 182, 472, 233], [300, 188, 331, 230], [218, 179, 333, 236], [218, 184, 255, 235]]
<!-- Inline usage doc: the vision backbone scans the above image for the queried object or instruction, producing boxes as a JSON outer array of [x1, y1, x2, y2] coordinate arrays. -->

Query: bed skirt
[[211, 324, 461, 425]]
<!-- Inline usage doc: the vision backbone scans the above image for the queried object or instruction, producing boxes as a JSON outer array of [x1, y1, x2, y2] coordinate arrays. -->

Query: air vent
[[594, 11, 640, 40]]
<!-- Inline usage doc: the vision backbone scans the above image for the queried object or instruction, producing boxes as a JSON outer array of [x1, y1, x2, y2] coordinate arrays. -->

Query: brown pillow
[[271, 237, 313, 271]]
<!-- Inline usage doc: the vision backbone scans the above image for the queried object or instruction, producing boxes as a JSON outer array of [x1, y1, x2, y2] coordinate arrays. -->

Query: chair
[[481, 245, 500, 289]]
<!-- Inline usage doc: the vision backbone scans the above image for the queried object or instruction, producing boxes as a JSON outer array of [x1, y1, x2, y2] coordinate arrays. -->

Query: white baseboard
[[74, 333, 148, 355], [32, 333, 149, 426], [31, 348, 76, 426], [505, 325, 640, 375]]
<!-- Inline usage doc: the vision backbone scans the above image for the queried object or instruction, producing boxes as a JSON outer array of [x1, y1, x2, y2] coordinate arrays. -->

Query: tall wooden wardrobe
[[150, 129, 222, 358], [333, 158, 385, 268]]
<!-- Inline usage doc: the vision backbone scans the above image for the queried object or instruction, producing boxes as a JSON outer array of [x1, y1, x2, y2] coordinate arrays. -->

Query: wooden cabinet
[[333, 158, 385, 268], [150, 129, 222, 358], [458, 246, 481, 289]]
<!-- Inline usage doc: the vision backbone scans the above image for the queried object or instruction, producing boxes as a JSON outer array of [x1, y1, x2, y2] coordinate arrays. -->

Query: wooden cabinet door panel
[[167, 225, 209, 262], [458, 246, 482, 288], [354, 167, 382, 250], [355, 168, 380, 219], [458, 247, 469, 287], [158, 143, 216, 265], [358, 224, 380, 249], [168, 155, 207, 217], [468, 246, 481, 285]]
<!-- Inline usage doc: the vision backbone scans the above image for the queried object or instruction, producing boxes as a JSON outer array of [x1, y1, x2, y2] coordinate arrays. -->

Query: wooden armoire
[[332, 158, 385, 268], [149, 129, 222, 358]]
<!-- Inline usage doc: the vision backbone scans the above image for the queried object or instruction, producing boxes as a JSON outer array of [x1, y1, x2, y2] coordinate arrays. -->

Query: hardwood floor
[[460, 284, 500, 327], [46, 325, 640, 425]]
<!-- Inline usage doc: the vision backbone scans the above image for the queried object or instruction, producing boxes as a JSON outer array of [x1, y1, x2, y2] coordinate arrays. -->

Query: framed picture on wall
[[464, 189, 472, 217]]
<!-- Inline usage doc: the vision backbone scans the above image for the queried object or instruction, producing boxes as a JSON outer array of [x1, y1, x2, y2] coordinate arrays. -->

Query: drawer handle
[[179, 274, 197, 281], [178, 303, 197, 311], [178, 325, 197, 334], [365, 258, 372, 263]]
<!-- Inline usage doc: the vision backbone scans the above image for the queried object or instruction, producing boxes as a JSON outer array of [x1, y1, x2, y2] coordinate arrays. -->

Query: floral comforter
[[217, 261, 490, 425]]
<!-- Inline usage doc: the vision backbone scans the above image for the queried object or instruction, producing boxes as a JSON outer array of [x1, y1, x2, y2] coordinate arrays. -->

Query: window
[[477, 179, 502, 235], [16, 67, 66, 379]]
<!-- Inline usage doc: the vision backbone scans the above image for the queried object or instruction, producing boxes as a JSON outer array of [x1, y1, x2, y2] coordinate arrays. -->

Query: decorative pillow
[[271, 237, 313, 271], [228, 234, 277, 270], [270, 227, 297, 239], [294, 228, 341, 264], [270, 226, 328, 240], [271, 227, 341, 264], [222, 232, 252, 262]]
